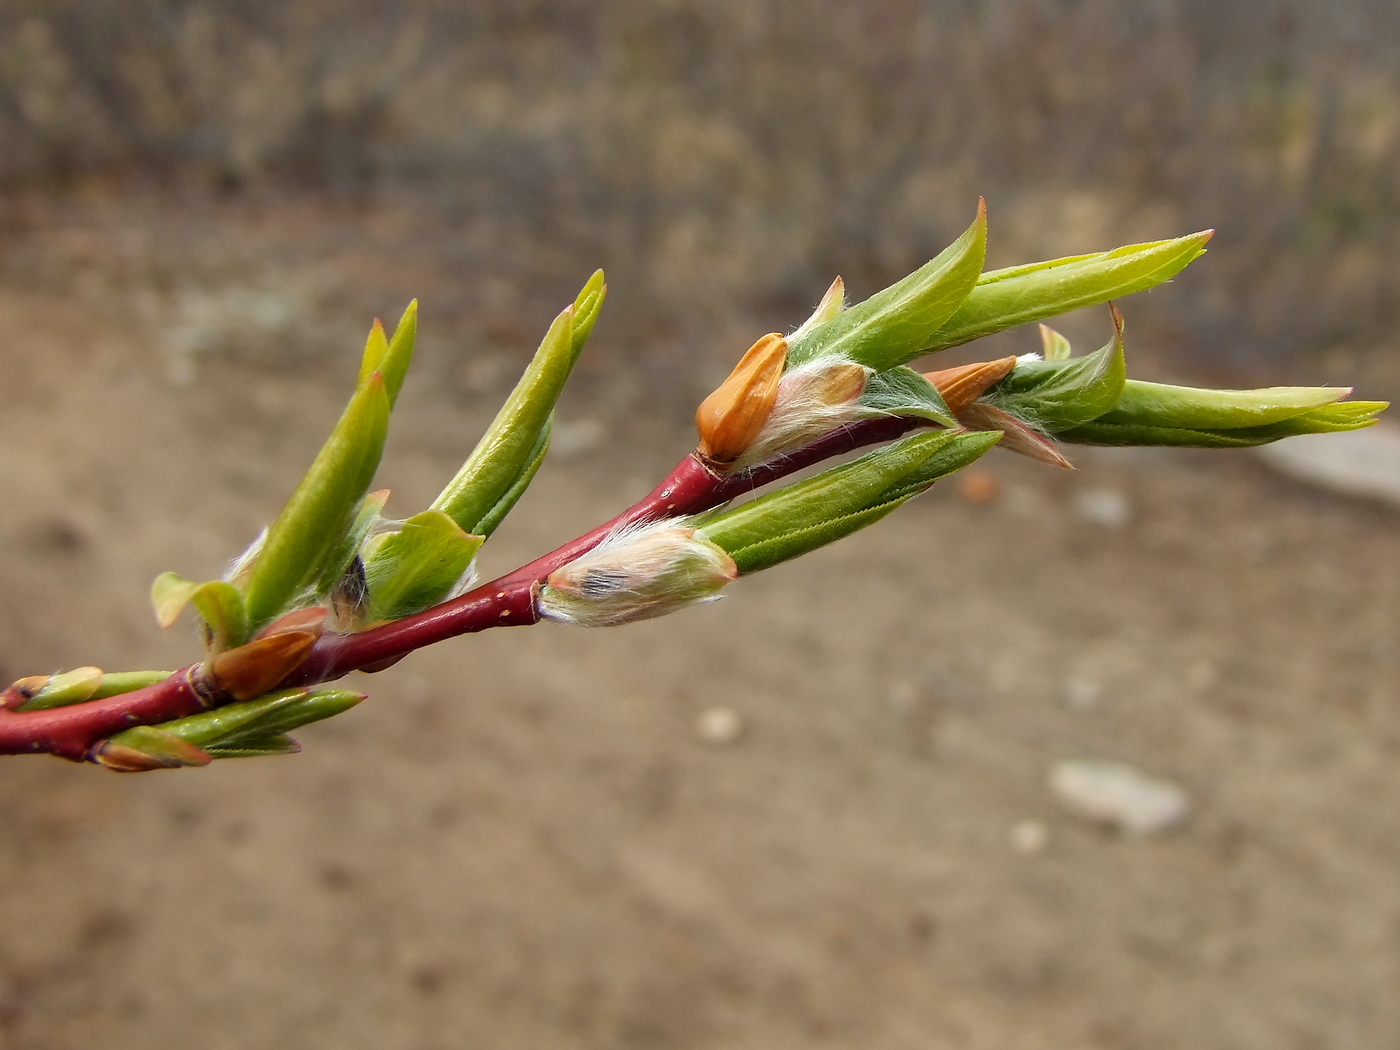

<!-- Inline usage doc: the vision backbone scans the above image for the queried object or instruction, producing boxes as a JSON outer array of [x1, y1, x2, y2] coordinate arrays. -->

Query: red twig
[[0, 415, 926, 761]]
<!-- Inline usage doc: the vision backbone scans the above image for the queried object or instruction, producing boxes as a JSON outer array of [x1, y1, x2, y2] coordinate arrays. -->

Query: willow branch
[[0, 415, 926, 761]]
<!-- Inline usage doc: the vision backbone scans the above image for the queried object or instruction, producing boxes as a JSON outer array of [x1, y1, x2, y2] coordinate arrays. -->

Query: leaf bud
[[696, 333, 787, 465], [730, 355, 871, 470], [211, 629, 320, 701], [538, 522, 737, 627], [923, 356, 1018, 414]]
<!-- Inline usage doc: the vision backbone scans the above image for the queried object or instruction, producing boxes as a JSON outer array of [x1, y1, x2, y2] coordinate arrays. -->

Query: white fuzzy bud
[[732, 355, 871, 470], [538, 522, 737, 628]]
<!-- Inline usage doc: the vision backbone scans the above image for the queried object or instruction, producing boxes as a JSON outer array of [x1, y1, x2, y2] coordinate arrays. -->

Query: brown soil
[[1, 205, 1399, 1050]]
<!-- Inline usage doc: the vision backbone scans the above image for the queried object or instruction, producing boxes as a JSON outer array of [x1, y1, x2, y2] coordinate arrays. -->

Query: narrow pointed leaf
[[1095, 379, 1354, 430], [720, 501, 914, 575], [790, 277, 847, 343], [92, 670, 175, 699], [243, 373, 391, 629], [473, 416, 552, 537], [1040, 325, 1072, 361], [788, 202, 986, 369], [205, 734, 301, 759], [356, 319, 390, 389], [310, 488, 390, 600], [699, 429, 965, 572], [710, 429, 1002, 574], [17, 669, 174, 712], [362, 510, 484, 621], [928, 231, 1211, 352], [986, 307, 1127, 429], [870, 429, 1005, 503], [569, 270, 606, 366], [433, 272, 604, 534], [1059, 400, 1388, 447], [203, 689, 362, 749], [21, 666, 102, 709], [131, 688, 362, 753], [97, 727, 212, 769], [378, 300, 418, 407]]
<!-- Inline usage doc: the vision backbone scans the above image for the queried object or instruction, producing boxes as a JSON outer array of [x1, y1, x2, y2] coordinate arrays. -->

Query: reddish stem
[[0, 415, 926, 761]]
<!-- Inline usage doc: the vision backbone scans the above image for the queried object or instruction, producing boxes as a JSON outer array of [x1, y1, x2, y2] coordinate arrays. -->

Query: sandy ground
[[1, 204, 1399, 1049]]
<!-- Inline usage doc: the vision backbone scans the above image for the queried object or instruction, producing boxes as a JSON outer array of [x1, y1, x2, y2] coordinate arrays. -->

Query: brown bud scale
[[696, 333, 787, 465], [923, 357, 1018, 414]]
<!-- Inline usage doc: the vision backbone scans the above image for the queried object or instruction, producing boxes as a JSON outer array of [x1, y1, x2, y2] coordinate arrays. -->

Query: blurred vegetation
[[1, 0, 1398, 385]]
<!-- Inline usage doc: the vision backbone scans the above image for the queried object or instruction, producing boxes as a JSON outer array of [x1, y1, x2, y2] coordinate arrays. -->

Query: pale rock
[[695, 706, 745, 746], [1049, 759, 1189, 835], [1073, 487, 1132, 528], [1257, 423, 1400, 508]]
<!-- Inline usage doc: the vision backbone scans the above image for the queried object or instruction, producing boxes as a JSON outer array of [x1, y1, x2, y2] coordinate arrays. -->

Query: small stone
[[1010, 819, 1049, 855], [1073, 488, 1131, 528], [1049, 759, 1189, 835], [956, 471, 1001, 505], [1062, 677, 1102, 711], [695, 706, 745, 746]]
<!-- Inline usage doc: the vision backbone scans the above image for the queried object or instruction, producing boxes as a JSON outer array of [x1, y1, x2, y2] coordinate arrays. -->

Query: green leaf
[[151, 572, 199, 628], [788, 203, 986, 370], [1095, 380, 1354, 430], [699, 429, 983, 574], [473, 415, 552, 537], [132, 688, 363, 753], [98, 726, 211, 768], [356, 318, 390, 389], [987, 308, 1127, 430], [1059, 400, 1388, 447], [150, 574, 250, 652], [569, 269, 607, 366], [189, 580, 248, 653], [18, 669, 174, 712], [869, 429, 1004, 504], [927, 231, 1211, 352], [1040, 325, 1073, 361], [18, 666, 102, 710], [204, 734, 301, 759], [857, 366, 956, 427], [432, 271, 605, 534], [719, 501, 914, 575], [378, 300, 417, 407], [242, 373, 391, 630], [201, 690, 362, 750], [309, 488, 390, 601], [361, 510, 485, 621], [91, 670, 176, 699]]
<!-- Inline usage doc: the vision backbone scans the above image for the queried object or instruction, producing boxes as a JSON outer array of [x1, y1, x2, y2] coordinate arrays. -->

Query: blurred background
[[1, 2, 1398, 1048]]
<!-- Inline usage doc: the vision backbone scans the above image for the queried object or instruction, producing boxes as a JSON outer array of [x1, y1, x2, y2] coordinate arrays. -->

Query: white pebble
[[695, 706, 745, 745], [1049, 759, 1189, 835], [1073, 488, 1132, 528], [1010, 819, 1050, 855]]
